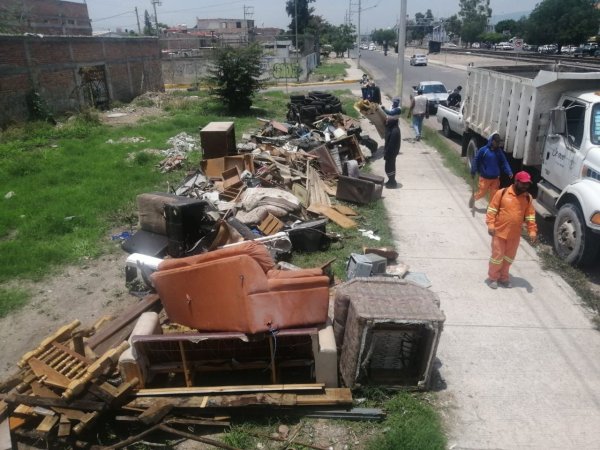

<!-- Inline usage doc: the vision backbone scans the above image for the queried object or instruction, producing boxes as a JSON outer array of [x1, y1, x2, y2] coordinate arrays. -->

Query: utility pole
[[151, 0, 161, 37], [243, 5, 254, 44], [395, 0, 407, 103], [134, 7, 141, 35], [295, 0, 299, 81], [356, 0, 361, 68]]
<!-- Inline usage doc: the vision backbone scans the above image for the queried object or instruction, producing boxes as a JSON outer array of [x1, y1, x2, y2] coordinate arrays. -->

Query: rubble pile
[[0, 93, 446, 449]]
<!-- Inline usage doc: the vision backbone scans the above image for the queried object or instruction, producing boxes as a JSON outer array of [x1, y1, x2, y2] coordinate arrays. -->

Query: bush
[[207, 44, 264, 113]]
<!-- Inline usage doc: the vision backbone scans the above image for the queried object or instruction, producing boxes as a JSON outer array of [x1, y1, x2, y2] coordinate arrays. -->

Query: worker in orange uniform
[[485, 171, 537, 289]]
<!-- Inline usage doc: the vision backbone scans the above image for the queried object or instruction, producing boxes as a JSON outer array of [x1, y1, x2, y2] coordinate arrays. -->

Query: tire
[[442, 119, 452, 138], [466, 137, 479, 171], [553, 203, 600, 266]]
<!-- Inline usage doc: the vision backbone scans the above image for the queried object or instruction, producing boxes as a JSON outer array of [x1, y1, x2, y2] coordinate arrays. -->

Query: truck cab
[[537, 92, 600, 264]]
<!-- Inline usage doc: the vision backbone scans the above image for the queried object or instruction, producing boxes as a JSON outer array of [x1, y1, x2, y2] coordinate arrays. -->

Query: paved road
[[349, 55, 600, 449]]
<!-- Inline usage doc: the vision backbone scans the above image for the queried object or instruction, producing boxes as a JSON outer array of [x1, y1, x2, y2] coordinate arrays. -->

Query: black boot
[[385, 178, 398, 189]]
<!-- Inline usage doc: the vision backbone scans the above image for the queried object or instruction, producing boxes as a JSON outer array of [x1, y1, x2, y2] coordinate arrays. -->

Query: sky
[[86, 0, 540, 33]]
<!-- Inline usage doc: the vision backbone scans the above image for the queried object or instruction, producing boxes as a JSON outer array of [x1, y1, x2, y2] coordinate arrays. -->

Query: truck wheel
[[553, 203, 600, 266], [442, 119, 452, 138], [466, 137, 478, 171]]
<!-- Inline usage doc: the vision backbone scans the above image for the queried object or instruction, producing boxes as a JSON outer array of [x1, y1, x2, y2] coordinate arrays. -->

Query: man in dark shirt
[[447, 86, 462, 107]]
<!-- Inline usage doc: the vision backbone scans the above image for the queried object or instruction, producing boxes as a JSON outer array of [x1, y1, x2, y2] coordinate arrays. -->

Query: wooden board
[[128, 388, 352, 410], [332, 204, 358, 216], [135, 383, 324, 397], [307, 204, 357, 229], [86, 294, 160, 351]]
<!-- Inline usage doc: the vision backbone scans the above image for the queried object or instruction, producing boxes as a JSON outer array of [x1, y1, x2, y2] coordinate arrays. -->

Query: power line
[[92, 10, 135, 22]]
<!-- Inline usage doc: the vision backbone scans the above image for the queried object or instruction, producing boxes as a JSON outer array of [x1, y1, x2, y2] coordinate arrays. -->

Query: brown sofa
[[151, 241, 330, 334]]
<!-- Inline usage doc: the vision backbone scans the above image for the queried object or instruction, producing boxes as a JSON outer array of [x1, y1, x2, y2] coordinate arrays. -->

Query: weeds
[[311, 61, 350, 80], [365, 391, 447, 450], [0, 287, 29, 318]]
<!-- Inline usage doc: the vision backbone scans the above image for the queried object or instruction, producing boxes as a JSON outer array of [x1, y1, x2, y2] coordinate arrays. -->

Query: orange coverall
[[485, 186, 537, 283]]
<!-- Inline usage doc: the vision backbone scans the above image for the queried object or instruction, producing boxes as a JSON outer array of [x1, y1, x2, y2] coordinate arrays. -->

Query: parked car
[[411, 81, 450, 114], [409, 54, 428, 66], [443, 43, 458, 48], [471, 42, 480, 49], [436, 102, 464, 138], [495, 42, 513, 50], [368, 43, 376, 51], [538, 44, 558, 54], [573, 43, 598, 57]]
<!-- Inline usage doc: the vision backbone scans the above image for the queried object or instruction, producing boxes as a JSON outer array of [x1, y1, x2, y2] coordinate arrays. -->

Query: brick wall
[[0, 35, 163, 126]]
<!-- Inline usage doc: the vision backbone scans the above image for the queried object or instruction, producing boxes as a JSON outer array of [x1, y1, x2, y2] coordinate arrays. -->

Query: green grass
[[0, 91, 286, 286], [365, 391, 447, 450], [311, 61, 351, 81], [291, 197, 395, 280]]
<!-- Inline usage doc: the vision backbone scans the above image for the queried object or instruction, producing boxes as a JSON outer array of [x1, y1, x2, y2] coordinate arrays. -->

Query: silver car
[[409, 54, 428, 66]]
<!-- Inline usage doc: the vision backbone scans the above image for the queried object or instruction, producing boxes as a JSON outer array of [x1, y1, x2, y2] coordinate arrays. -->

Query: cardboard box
[[200, 155, 254, 179]]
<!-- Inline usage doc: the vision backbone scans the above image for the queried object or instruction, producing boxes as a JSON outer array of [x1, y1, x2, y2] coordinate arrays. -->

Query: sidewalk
[[348, 59, 600, 449]]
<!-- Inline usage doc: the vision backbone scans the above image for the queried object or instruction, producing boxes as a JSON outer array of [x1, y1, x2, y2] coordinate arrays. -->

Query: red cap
[[515, 171, 532, 183]]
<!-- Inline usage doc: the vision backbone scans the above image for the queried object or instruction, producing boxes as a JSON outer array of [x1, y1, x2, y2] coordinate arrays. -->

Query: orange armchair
[[151, 241, 330, 334]]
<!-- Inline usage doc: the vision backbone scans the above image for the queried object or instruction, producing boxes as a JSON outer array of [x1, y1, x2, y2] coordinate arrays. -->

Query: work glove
[[488, 228, 495, 237], [528, 234, 537, 245]]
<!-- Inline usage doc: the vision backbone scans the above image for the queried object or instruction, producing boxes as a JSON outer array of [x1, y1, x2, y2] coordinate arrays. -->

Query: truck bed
[[463, 64, 600, 165]]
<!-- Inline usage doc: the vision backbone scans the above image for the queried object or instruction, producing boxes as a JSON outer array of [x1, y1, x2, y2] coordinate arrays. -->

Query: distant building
[[253, 27, 284, 43], [0, 0, 92, 36], [195, 18, 254, 45]]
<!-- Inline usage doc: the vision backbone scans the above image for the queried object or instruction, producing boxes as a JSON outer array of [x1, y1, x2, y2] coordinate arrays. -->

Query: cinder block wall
[[0, 35, 163, 126]]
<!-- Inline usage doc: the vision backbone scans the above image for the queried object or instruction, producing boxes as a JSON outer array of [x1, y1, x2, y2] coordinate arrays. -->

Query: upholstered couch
[[151, 241, 330, 334]]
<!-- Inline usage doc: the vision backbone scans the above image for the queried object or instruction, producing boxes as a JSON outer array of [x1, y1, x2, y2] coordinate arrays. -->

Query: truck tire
[[466, 137, 479, 171], [553, 203, 600, 266], [442, 118, 452, 138]]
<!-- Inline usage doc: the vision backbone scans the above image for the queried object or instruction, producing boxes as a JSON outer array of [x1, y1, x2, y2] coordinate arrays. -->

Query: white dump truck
[[461, 64, 600, 265]]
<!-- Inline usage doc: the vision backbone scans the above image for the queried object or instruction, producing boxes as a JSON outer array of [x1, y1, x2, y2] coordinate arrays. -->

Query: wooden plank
[[333, 204, 358, 216], [307, 204, 357, 229], [296, 388, 353, 406], [129, 393, 297, 409], [3, 393, 106, 412], [36, 414, 58, 432], [57, 415, 71, 438], [135, 383, 324, 397], [27, 357, 72, 389], [86, 294, 160, 351], [138, 399, 173, 425]]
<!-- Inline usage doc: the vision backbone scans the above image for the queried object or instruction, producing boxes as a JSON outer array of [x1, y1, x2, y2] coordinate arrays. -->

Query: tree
[[143, 9, 154, 36], [327, 24, 356, 57], [285, 0, 316, 49], [458, 0, 491, 45], [371, 28, 397, 46], [409, 10, 434, 43], [444, 14, 462, 41], [495, 19, 517, 36], [207, 44, 264, 113], [525, 0, 600, 50]]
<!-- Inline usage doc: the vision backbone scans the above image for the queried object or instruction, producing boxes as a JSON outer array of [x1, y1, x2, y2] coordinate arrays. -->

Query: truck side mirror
[[550, 108, 567, 135]]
